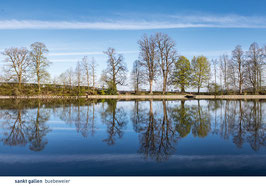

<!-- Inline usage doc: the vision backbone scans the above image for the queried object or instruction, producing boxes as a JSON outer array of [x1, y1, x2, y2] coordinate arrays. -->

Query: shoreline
[[0, 95, 266, 100]]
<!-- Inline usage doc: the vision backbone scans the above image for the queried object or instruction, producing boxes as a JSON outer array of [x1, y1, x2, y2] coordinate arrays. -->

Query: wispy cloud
[[0, 14, 266, 30], [0, 20, 206, 30], [169, 14, 266, 25], [49, 50, 137, 56]]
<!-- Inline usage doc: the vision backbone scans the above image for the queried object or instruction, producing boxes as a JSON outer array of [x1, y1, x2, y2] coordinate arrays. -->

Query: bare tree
[[75, 61, 82, 95], [219, 54, 230, 92], [30, 42, 51, 93], [227, 59, 237, 92], [138, 34, 158, 94], [52, 75, 59, 88], [66, 68, 74, 88], [246, 42, 264, 94], [81, 56, 97, 91], [131, 60, 144, 93], [102, 48, 127, 94], [155, 33, 177, 94], [2, 47, 30, 91], [58, 72, 67, 91], [81, 56, 91, 89], [212, 59, 217, 86], [90, 57, 97, 90], [231, 45, 245, 94], [211, 59, 219, 94], [0, 73, 3, 82]]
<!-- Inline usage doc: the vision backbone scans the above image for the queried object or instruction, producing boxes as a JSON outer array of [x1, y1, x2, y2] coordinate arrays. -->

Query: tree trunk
[[181, 85, 185, 93], [38, 77, 41, 93], [18, 82, 22, 92], [239, 81, 242, 94], [78, 83, 80, 96], [87, 71, 90, 90], [239, 71, 242, 94], [18, 74, 22, 92], [162, 75, 167, 94], [149, 80, 153, 94], [92, 72, 95, 91]]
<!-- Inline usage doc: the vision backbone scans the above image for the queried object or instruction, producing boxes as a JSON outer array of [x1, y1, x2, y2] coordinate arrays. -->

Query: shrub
[[100, 89, 106, 95], [13, 88, 20, 96]]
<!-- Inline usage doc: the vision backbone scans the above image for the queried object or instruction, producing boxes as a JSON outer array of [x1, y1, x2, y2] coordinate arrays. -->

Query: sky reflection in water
[[0, 99, 265, 176]]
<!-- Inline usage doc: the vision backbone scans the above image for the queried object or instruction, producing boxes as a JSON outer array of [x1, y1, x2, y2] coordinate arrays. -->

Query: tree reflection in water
[[26, 102, 51, 151], [237, 101, 265, 151], [133, 100, 179, 161], [57, 99, 97, 137], [208, 100, 266, 151], [101, 100, 127, 145], [171, 100, 192, 138], [0, 99, 265, 157], [132, 99, 266, 161], [0, 109, 28, 146], [0, 100, 51, 151], [191, 100, 211, 138]]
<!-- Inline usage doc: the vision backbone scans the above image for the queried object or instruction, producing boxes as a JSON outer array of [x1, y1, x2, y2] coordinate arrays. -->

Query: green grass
[[0, 82, 265, 96], [0, 83, 100, 96]]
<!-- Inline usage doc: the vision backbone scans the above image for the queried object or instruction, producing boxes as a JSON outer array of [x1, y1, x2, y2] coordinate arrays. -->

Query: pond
[[0, 99, 265, 176]]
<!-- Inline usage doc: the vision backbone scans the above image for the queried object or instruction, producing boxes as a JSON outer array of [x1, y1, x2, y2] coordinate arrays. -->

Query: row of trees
[[1, 33, 265, 95], [54, 56, 97, 95], [131, 33, 266, 94], [133, 33, 177, 94], [212, 43, 266, 94], [2, 42, 51, 93], [97, 33, 213, 94]]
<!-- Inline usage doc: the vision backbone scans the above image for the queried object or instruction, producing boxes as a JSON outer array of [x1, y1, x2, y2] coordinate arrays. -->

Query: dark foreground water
[[0, 99, 265, 176]]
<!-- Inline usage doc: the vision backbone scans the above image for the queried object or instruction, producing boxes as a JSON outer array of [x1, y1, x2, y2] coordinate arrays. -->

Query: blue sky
[[0, 0, 266, 84]]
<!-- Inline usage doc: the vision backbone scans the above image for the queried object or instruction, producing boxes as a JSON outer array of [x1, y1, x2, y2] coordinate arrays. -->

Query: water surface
[[0, 99, 265, 176]]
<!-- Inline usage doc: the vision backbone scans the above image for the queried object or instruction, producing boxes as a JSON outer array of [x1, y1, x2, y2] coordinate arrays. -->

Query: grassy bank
[[0, 82, 94, 96], [0, 82, 265, 99]]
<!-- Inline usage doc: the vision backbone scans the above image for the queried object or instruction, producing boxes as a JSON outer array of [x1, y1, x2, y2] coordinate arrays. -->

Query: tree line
[[1, 42, 51, 94], [1, 32, 265, 95], [132, 33, 265, 94]]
